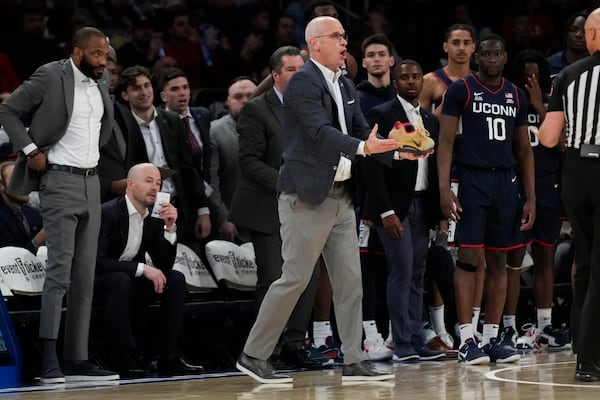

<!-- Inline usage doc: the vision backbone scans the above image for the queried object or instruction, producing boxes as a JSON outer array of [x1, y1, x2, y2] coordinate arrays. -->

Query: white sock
[[472, 307, 481, 334], [387, 320, 393, 342], [430, 305, 447, 334], [362, 320, 379, 340], [459, 323, 474, 347], [313, 321, 331, 347], [503, 315, 516, 330], [482, 324, 499, 346], [537, 308, 552, 330]]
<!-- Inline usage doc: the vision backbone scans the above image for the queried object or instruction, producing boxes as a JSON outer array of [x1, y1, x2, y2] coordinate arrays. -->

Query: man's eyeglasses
[[313, 32, 348, 42]]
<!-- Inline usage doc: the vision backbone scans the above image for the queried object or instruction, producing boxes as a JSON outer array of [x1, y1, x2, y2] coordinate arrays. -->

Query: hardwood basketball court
[[0, 349, 598, 399]]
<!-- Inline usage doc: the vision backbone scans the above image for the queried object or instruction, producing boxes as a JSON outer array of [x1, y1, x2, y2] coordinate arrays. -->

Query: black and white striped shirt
[[548, 51, 600, 149]]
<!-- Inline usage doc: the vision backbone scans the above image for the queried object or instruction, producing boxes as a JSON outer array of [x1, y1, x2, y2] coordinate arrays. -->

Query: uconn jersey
[[528, 95, 561, 177], [431, 67, 455, 110], [442, 73, 528, 168]]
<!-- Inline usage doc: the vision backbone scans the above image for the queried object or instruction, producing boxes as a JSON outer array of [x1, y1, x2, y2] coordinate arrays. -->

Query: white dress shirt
[[121, 194, 176, 277], [131, 108, 177, 195], [45, 58, 103, 168], [397, 95, 429, 192], [311, 59, 367, 182], [380, 96, 429, 220]]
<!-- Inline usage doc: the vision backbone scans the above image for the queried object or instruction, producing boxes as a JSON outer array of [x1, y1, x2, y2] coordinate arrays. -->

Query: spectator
[[547, 12, 589, 78], [274, 14, 300, 48], [0, 53, 20, 103], [0, 1, 64, 81], [116, 16, 163, 70], [162, 7, 216, 91], [209, 76, 256, 242], [0, 160, 44, 253]]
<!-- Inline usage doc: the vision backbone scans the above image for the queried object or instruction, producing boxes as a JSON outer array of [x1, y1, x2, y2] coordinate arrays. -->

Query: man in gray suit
[[209, 76, 256, 241], [0, 27, 119, 383], [236, 16, 425, 384], [229, 46, 321, 369]]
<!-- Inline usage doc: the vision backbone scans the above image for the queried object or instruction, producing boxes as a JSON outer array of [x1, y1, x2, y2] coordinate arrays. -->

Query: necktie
[[14, 208, 31, 237], [183, 116, 203, 158]]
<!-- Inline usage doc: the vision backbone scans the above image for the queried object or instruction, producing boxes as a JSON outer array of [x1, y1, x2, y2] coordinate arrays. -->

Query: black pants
[[562, 150, 600, 364], [94, 269, 186, 360]]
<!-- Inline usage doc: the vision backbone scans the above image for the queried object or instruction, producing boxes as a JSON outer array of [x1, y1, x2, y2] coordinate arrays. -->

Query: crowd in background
[[0, 0, 599, 108]]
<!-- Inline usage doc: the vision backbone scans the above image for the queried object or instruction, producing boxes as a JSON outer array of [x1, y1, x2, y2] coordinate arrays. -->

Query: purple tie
[[183, 116, 203, 158]]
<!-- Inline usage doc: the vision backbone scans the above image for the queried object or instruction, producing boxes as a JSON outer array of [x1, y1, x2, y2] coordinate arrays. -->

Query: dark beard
[[79, 56, 103, 80]]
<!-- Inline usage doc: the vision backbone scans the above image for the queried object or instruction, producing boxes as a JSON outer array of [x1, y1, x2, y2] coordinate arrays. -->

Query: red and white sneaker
[[516, 323, 542, 352], [363, 334, 394, 361]]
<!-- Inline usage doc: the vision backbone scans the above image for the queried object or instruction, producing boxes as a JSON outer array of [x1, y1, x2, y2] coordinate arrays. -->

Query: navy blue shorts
[[454, 166, 523, 249], [532, 174, 561, 246]]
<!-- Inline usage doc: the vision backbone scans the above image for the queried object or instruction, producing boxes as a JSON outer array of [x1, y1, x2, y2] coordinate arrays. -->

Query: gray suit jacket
[[209, 113, 240, 226], [0, 59, 113, 195], [277, 60, 370, 205], [229, 89, 282, 234]]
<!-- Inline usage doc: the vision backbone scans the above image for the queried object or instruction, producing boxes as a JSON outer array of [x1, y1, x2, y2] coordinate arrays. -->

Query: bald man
[[235, 16, 430, 385], [95, 163, 204, 377]]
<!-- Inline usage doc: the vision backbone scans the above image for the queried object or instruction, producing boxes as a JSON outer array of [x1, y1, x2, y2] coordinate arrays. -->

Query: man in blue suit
[[228, 46, 321, 369], [236, 16, 428, 384]]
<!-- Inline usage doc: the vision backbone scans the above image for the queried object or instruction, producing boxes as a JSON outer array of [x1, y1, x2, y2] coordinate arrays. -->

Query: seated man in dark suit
[[0, 160, 45, 252], [94, 162, 204, 377]]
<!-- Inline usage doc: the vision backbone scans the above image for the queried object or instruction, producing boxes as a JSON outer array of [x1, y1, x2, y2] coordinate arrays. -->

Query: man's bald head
[[127, 162, 158, 180], [126, 163, 162, 209], [305, 16, 337, 47], [304, 16, 346, 71], [585, 7, 600, 53]]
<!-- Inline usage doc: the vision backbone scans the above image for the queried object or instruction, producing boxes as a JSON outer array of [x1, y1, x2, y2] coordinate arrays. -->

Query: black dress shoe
[[158, 355, 205, 376], [116, 353, 147, 378], [575, 361, 600, 382], [236, 352, 293, 384], [268, 354, 287, 370], [282, 348, 324, 369], [341, 360, 395, 382]]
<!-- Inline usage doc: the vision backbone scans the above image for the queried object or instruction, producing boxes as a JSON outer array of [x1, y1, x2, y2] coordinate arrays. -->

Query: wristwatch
[[164, 224, 177, 233], [26, 149, 41, 159]]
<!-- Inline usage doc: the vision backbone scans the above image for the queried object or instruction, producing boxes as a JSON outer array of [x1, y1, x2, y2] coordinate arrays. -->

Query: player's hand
[[440, 188, 461, 222], [520, 199, 535, 231]]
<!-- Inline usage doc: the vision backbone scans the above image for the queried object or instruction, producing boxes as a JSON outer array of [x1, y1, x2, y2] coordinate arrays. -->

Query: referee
[[538, 7, 600, 382]]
